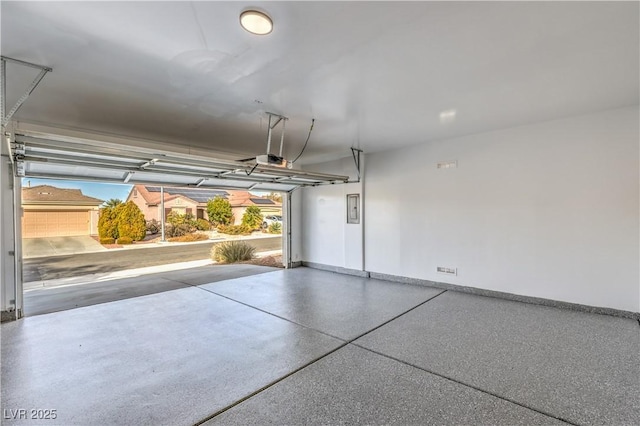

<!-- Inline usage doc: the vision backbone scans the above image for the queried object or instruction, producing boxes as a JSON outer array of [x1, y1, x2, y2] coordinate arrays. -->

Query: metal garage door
[[22, 210, 89, 238]]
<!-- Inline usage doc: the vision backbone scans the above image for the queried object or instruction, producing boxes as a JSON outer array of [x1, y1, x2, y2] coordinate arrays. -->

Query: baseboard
[[288, 261, 303, 268], [302, 261, 370, 278], [368, 272, 640, 320]]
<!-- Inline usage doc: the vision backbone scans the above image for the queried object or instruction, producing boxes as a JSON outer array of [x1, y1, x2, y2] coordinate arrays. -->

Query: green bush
[[241, 206, 263, 230], [268, 222, 282, 234], [99, 201, 146, 241], [165, 223, 192, 238], [167, 212, 193, 227], [99, 237, 115, 244], [117, 236, 133, 245], [217, 224, 253, 235], [211, 241, 256, 263], [168, 233, 209, 243], [207, 196, 233, 226], [195, 218, 212, 231], [98, 204, 121, 239], [117, 201, 147, 241]]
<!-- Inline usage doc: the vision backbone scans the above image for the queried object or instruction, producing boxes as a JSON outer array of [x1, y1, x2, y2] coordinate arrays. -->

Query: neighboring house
[[21, 185, 104, 238], [126, 185, 281, 225]]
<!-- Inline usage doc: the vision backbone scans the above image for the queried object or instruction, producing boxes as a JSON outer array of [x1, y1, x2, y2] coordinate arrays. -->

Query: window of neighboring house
[[186, 208, 192, 216], [132, 188, 138, 198]]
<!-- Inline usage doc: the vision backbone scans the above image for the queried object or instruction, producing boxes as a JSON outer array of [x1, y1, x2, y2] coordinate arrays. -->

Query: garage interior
[[1, 2, 638, 425]]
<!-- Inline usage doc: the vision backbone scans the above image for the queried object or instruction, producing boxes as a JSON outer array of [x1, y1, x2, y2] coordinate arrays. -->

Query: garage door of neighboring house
[[22, 210, 89, 238]]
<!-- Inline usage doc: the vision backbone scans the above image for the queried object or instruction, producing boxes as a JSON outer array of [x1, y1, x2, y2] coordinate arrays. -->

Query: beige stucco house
[[21, 185, 104, 238], [126, 185, 281, 225]]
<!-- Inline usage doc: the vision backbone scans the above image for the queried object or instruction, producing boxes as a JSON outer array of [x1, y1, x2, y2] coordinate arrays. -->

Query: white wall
[[365, 106, 639, 312], [300, 156, 364, 271]]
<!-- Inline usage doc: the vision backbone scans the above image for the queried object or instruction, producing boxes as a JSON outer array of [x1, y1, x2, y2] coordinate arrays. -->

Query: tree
[[265, 192, 282, 203], [207, 196, 232, 226], [117, 201, 147, 241], [99, 201, 146, 241], [104, 198, 123, 208], [98, 205, 121, 239], [241, 206, 263, 230]]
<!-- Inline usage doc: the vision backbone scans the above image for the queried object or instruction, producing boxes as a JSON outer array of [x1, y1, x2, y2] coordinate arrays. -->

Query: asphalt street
[[24, 237, 281, 281]]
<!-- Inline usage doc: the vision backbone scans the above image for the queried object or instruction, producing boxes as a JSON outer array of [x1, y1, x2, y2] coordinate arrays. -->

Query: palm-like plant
[[104, 198, 123, 208]]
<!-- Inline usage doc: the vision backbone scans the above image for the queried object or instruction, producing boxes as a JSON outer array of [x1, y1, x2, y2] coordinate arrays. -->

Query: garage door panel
[[22, 211, 89, 238]]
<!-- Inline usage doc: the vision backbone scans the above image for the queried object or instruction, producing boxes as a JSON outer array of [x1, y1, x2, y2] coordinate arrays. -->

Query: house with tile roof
[[126, 185, 281, 225], [21, 185, 104, 238]]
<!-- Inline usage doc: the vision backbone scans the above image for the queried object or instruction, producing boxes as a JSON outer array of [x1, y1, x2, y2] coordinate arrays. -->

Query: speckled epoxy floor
[[2, 267, 639, 425]]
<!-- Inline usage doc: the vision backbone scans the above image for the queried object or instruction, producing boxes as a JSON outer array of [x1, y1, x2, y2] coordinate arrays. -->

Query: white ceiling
[[2, 1, 638, 164]]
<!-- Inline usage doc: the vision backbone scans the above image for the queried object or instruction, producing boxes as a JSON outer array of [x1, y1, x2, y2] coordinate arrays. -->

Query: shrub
[[146, 219, 160, 234], [117, 201, 147, 241], [207, 196, 233, 226], [241, 206, 263, 230], [165, 223, 192, 238], [167, 212, 195, 227], [98, 205, 121, 239], [100, 201, 146, 241], [168, 233, 209, 243], [117, 236, 133, 245], [195, 218, 212, 231], [99, 237, 115, 244], [212, 241, 256, 263], [268, 222, 282, 234], [217, 224, 253, 235]]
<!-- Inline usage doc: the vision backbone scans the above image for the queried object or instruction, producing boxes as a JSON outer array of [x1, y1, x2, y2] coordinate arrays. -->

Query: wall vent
[[437, 266, 457, 275], [437, 161, 457, 169]]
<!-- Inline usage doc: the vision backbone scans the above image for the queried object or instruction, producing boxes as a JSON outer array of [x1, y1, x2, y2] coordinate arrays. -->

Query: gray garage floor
[[2, 268, 638, 425]]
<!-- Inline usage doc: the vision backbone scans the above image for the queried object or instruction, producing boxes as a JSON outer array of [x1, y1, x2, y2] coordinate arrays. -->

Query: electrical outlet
[[437, 266, 457, 275]]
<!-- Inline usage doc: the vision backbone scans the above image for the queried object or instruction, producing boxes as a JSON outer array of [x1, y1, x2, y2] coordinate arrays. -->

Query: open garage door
[[4, 128, 352, 319], [9, 130, 349, 192]]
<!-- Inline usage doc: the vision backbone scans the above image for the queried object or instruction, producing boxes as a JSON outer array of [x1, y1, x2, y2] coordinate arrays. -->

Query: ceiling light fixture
[[240, 10, 273, 35], [439, 109, 457, 124]]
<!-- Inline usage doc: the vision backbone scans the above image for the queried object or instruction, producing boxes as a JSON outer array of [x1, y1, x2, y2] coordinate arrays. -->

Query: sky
[[22, 178, 132, 204]]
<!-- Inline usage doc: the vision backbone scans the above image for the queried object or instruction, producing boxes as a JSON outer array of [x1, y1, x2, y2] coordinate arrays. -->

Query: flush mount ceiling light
[[439, 109, 457, 124], [240, 10, 273, 35]]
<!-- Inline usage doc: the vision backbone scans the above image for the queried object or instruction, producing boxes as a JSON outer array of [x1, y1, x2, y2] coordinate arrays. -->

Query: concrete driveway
[[23, 236, 106, 258]]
